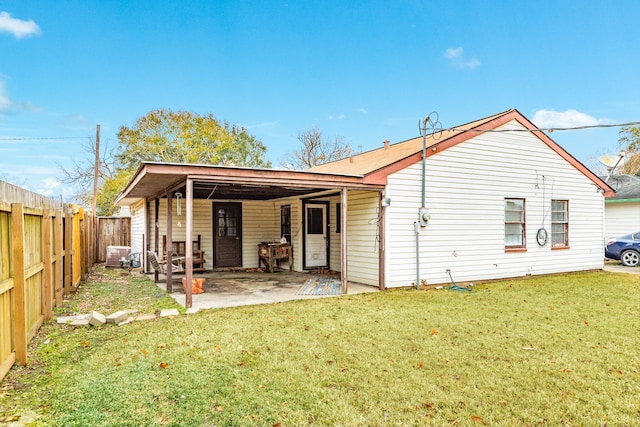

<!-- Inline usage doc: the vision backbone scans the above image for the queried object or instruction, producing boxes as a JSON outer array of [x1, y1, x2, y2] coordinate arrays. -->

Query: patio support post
[[154, 198, 160, 281], [341, 187, 348, 294], [185, 178, 193, 308], [166, 191, 173, 293]]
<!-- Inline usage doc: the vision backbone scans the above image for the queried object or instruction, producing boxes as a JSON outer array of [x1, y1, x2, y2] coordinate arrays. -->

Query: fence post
[[42, 209, 53, 321], [80, 210, 86, 282], [11, 203, 27, 366], [64, 209, 72, 295], [54, 211, 63, 306]]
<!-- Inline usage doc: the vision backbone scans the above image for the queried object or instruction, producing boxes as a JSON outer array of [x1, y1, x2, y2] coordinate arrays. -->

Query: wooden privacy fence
[[0, 181, 94, 382], [96, 216, 131, 262]]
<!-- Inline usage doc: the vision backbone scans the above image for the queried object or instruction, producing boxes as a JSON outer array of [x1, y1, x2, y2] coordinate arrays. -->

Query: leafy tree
[[60, 109, 272, 215], [280, 126, 354, 170], [617, 126, 640, 175], [116, 109, 271, 170]]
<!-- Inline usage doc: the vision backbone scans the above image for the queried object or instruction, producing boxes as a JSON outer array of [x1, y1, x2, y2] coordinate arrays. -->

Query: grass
[[1, 267, 639, 426]]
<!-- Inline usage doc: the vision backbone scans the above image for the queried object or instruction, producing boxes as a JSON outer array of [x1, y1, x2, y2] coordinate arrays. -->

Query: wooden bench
[[162, 235, 206, 272]]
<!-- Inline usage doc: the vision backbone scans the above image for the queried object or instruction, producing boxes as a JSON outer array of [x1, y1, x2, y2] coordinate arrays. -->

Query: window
[[217, 208, 237, 237], [551, 200, 568, 247], [280, 205, 291, 243], [336, 203, 341, 233], [307, 207, 324, 234], [505, 198, 526, 249]]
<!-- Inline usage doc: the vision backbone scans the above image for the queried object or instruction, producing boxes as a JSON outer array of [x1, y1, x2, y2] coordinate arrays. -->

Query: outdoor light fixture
[[175, 192, 183, 216]]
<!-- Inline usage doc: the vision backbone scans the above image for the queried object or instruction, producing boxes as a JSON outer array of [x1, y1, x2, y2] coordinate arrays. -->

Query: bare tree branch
[[280, 126, 354, 170]]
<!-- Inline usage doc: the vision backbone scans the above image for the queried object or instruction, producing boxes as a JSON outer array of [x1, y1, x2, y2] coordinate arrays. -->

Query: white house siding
[[605, 201, 640, 240], [345, 190, 380, 286], [147, 197, 313, 270], [149, 199, 214, 270], [129, 200, 146, 257], [384, 120, 605, 288], [240, 200, 278, 268], [328, 196, 341, 271]]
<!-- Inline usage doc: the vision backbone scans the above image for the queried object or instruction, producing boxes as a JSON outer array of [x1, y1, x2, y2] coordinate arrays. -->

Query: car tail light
[[606, 239, 617, 246]]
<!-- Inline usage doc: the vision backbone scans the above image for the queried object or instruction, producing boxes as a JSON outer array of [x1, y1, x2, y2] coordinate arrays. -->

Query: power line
[[0, 136, 91, 141], [448, 120, 640, 134]]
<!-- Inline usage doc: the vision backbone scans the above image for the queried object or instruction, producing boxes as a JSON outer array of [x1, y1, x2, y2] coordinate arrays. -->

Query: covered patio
[[151, 270, 379, 310], [116, 162, 386, 308]]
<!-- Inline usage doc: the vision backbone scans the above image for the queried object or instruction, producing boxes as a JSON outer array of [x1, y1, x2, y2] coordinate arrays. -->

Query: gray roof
[[604, 174, 640, 200]]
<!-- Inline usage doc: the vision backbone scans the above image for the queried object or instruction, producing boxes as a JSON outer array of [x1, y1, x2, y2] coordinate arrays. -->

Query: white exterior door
[[305, 203, 328, 268]]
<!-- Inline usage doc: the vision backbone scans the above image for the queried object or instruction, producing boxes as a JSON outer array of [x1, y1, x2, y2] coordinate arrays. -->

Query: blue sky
[[1, 1, 639, 199]]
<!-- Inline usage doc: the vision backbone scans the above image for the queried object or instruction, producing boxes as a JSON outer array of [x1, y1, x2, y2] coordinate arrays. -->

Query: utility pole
[[93, 124, 100, 214], [92, 124, 100, 262]]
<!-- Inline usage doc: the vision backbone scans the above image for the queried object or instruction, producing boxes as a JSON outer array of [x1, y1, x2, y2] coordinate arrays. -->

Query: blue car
[[605, 232, 640, 267]]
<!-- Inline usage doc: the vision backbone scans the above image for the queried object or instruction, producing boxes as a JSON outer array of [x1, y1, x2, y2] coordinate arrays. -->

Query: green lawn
[[1, 267, 638, 426]]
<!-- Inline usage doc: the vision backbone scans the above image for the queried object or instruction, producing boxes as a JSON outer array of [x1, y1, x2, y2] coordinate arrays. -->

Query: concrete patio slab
[[150, 270, 379, 310]]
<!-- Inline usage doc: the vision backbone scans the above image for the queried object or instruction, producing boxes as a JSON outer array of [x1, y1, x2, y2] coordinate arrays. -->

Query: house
[[603, 174, 640, 239], [115, 109, 614, 307]]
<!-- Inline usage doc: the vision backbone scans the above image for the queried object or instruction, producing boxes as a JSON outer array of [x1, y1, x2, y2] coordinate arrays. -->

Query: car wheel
[[620, 250, 640, 267]]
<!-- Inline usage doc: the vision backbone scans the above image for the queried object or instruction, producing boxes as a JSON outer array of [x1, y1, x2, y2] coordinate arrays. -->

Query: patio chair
[[147, 250, 184, 278]]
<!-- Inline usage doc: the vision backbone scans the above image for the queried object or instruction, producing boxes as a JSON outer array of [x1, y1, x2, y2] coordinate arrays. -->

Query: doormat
[[296, 277, 342, 296]]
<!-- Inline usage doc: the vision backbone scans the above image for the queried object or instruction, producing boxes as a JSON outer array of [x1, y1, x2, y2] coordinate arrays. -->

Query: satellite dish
[[599, 152, 626, 183], [598, 154, 623, 168]]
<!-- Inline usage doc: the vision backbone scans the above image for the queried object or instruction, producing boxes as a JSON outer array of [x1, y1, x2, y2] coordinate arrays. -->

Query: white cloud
[[0, 80, 10, 111], [0, 11, 41, 38], [42, 177, 61, 190], [532, 109, 609, 128], [13, 101, 43, 113], [37, 177, 76, 198], [445, 47, 463, 59], [356, 108, 367, 114], [444, 47, 480, 70], [328, 113, 346, 121]]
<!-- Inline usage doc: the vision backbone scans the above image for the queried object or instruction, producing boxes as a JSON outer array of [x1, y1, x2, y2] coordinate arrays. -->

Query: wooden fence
[[97, 217, 131, 262], [0, 181, 94, 382]]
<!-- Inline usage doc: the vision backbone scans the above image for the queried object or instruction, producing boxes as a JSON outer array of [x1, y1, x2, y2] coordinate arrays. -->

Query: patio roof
[[115, 162, 384, 205]]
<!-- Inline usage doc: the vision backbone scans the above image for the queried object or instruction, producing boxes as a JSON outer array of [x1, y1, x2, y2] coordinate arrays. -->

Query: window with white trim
[[551, 200, 568, 247], [505, 198, 526, 249]]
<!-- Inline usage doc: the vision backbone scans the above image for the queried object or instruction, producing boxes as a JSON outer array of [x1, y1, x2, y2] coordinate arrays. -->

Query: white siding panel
[[605, 202, 640, 240], [129, 200, 146, 257], [241, 201, 278, 268], [152, 199, 214, 270], [346, 191, 380, 286], [329, 197, 341, 271], [385, 120, 605, 288]]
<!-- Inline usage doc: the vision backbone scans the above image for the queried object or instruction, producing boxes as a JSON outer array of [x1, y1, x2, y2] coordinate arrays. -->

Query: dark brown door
[[213, 203, 242, 267]]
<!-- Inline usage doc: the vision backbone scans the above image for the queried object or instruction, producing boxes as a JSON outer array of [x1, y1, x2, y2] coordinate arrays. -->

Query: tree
[[59, 138, 121, 214], [60, 109, 272, 215], [617, 126, 640, 175], [116, 109, 271, 170], [280, 126, 354, 170]]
